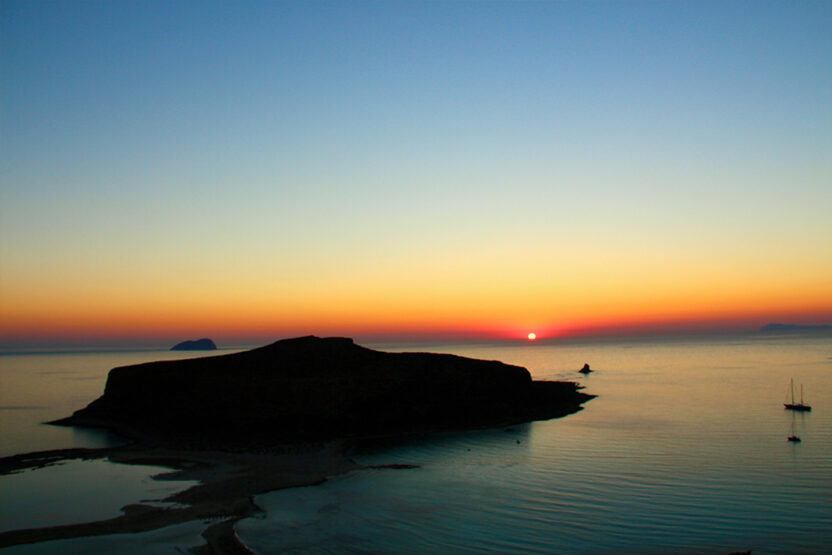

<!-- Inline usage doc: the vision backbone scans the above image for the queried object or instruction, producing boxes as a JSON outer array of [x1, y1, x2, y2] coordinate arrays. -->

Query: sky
[[1, 1, 831, 347]]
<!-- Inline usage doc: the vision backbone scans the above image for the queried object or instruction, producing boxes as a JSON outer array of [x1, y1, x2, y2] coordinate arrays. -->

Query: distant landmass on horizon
[[171, 338, 217, 351], [760, 323, 832, 332]]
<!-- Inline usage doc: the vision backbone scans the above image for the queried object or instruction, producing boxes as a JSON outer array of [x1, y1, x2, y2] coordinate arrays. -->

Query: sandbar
[[0, 441, 361, 553]]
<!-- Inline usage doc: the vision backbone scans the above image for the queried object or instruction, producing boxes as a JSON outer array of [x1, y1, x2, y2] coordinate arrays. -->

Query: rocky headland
[[2, 337, 593, 551], [56, 336, 593, 446]]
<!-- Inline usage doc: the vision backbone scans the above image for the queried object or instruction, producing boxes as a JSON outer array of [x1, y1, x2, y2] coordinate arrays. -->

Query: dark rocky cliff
[[56, 336, 592, 445]]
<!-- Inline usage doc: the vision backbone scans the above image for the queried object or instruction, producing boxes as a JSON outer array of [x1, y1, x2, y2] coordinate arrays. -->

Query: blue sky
[[2, 1, 831, 345]]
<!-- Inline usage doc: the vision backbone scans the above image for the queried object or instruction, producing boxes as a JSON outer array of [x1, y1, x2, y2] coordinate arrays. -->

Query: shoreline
[[0, 440, 426, 552], [1, 335, 594, 553], [0, 391, 592, 551], [0, 441, 359, 552]]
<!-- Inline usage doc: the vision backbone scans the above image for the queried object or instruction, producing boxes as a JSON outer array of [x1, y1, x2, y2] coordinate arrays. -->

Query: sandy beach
[[0, 441, 360, 553]]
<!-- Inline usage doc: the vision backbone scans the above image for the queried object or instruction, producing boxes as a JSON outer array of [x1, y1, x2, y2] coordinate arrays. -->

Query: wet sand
[[0, 441, 360, 553]]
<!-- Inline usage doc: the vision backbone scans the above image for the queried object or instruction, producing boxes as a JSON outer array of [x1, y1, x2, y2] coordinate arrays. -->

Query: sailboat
[[784, 378, 812, 412]]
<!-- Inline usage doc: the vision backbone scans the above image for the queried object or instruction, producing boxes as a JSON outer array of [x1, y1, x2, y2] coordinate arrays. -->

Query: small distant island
[[170, 338, 217, 351], [760, 323, 832, 332]]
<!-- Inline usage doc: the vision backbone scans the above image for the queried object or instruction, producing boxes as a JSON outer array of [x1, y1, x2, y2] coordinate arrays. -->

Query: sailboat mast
[[785, 378, 811, 412]]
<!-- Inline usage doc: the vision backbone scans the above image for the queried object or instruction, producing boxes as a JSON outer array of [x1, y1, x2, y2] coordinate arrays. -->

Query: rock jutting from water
[[55, 336, 593, 446]]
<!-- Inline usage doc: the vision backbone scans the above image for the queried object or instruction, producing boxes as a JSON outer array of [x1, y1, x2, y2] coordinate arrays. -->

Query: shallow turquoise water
[[239, 333, 832, 554], [0, 459, 197, 534], [2, 334, 831, 553], [1, 519, 208, 554]]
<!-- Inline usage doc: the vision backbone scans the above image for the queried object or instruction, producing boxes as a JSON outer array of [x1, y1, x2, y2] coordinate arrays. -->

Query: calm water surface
[[1, 334, 831, 553]]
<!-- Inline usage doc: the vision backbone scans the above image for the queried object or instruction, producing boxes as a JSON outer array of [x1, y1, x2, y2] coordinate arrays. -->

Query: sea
[[1, 332, 830, 554]]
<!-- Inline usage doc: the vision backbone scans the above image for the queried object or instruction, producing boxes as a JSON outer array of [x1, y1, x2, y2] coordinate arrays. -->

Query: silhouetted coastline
[[1, 337, 593, 550], [55, 336, 593, 447]]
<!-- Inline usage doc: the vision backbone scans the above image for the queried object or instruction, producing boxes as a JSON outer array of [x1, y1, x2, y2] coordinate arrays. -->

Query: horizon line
[[2, 321, 831, 351]]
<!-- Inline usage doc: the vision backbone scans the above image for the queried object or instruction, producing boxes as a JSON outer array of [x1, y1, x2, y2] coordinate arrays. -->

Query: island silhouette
[[170, 338, 217, 350], [2, 337, 594, 550], [55, 336, 593, 445]]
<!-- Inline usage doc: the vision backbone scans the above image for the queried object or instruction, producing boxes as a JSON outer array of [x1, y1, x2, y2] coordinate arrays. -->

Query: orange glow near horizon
[[3, 293, 831, 347], [2, 235, 832, 347], [2, 2, 831, 350]]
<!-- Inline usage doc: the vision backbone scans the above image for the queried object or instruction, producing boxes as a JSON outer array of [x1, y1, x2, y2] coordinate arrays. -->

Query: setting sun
[[527, 333, 536, 341]]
